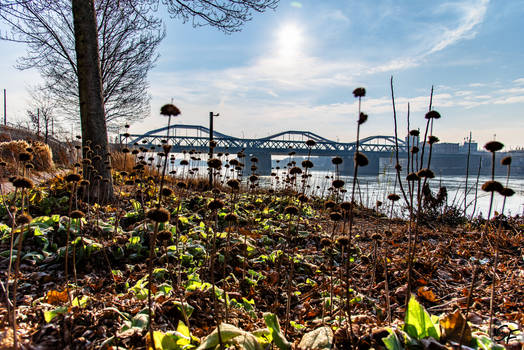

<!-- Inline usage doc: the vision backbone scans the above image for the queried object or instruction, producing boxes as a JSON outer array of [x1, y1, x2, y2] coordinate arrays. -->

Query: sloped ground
[[0, 175, 522, 349]]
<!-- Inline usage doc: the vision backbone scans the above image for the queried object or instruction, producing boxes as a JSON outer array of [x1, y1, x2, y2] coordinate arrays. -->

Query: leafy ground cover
[[0, 172, 523, 349]]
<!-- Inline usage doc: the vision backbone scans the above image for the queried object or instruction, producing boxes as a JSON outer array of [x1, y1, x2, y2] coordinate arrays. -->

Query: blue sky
[[1, 0, 524, 148]]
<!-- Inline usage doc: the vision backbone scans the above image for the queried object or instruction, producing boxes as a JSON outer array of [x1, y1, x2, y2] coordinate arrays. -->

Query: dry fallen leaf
[[44, 289, 69, 305], [417, 286, 437, 302], [440, 309, 472, 345]]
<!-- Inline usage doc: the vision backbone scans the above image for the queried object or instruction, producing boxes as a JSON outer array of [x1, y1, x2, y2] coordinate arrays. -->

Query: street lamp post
[[209, 112, 219, 187]]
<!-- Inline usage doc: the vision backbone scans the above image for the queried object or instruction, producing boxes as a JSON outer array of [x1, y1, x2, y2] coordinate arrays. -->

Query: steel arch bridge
[[122, 124, 407, 156]]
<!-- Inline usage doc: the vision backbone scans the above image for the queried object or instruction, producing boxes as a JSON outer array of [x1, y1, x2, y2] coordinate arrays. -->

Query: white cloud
[[513, 78, 524, 85], [428, 0, 489, 54]]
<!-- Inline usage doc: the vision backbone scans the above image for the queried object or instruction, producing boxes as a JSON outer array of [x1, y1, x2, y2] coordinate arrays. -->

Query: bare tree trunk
[[72, 0, 113, 201]]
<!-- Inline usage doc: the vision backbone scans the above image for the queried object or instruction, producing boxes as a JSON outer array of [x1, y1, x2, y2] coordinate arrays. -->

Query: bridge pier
[[249, 151, 272, 175], [340, 152, 380, 175]]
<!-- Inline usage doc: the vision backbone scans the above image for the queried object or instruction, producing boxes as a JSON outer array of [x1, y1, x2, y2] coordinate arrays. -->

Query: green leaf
[[72, 295, 89, 308], [473, 334, 506, 350], [196, 323, 260, 350], [263, 313, 291, 350], [147, 331, 178, 350], [403, 295, 439, 340], [44, 306, 68, 323], [382, 329, 403, 350], [298, 326, 333, 349]]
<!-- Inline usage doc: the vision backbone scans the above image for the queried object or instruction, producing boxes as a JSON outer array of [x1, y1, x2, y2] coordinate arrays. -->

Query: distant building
[[433, 142, 459, 153], [459, 141, 478, 153]]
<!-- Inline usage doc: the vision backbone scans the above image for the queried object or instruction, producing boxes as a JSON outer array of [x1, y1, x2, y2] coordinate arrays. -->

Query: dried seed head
[[484, 141, 504, 152], [163, 144, 172, 153], [340, 201, 351, 211], [80, 179, 90, 186], [289, 166, 302, 175], [301, 159, 314, 169], [332, 179, 345, 189], [425, 110, 441, 119], [208, 199, 225, 211], [409, 129, 420, 137], [406, 172, 419, 181], [65, 173, 82, 182], [298, 194, 308, 203], [387, 193, 400, 202], [18, 152, 33, 162], [146, 207, 170, 222], [411, 146, 419, 154], [331, 156, 343, 165], [157, 230, 172, 242], [16, 212, 32, 225], [336, 236, 350, 246], [284, 206, 299, 215], [160, 104, 181, 116], [499, 187, 515, 197], [161, 187, 173, 197], [305, 139, 316, 147], [324, 200, 336, 209], [417, 168, 435, 179], [501, 156, 512, 166], [225, 213, 238, 222], [226, 179, 240, 190], [358, 112, 368, 125], [70, 210, 85, 219], [376, 200, 383, 207], [249, 175, 258, 183], [180, 160, 189, 166], [176, 181, 187, 189], [330, 211, 342, 221], [207, 158, 222, 170], [354, 152, 368, 167], [481, 180, 503, 193], [371, 233, 382, 241], [12, 176, 34, 189], [353, 87, 366, 98], [25, 163, 34, 169], [320, 238, 332, 248], [209, 140, 217, 148], [428, 136, 439, 145]]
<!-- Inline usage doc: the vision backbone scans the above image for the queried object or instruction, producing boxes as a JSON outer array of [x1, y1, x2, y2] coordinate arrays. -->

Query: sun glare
[[277, 23, 303, 58]]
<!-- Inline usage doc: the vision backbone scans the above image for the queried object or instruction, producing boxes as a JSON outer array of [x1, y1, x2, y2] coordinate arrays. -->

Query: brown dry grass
[[0, 140, 54, 174]]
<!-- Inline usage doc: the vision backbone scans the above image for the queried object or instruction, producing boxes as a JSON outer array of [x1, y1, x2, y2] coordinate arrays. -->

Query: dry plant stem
[[209, 211, 224, 350], [284, 213, 295, 337], [464, 132, 472, 215], [5, 206, 17, 313], [12, 223, 28, 350], [147, 221, 160, 350], [471, 159, 482, 220], [11, 185, 27, 349], [488, 228, 500, 338], [501, 163, 511, 215], [459, 264, 478, 348], [344, 95, 364, 349], [383, 253, 392, 326], [390, 77, 409, 207], [483, 151, 497, 236]]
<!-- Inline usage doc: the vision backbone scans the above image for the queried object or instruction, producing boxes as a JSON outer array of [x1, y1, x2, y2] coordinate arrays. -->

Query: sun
[[277, 23, 303, 58]]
